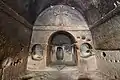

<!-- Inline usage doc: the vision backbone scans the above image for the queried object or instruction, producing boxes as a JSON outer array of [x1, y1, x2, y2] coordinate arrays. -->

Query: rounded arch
[[48, 30, 76, 45], [30, 44, 44, 61], [80, 43, 93, 58], [31, 44, 43, 52], [34, 5, 89, 30], [31, 44, 43, 55], [47, 30, 78, 66]]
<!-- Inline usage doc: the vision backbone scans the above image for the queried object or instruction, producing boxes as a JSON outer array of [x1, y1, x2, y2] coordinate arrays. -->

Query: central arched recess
[[47, 31, 78, 66]]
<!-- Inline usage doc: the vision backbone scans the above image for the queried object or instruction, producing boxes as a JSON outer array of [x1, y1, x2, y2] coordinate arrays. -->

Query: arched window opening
[[31, 44, 43, 61], [80, 43, 93, 58]]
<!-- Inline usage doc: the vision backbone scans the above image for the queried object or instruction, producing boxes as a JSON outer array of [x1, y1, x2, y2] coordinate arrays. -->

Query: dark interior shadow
[[78, 78, 92, 80]]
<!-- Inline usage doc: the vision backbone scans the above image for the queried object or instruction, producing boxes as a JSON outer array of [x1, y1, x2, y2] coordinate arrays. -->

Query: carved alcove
[[47, 31, 78, 66]]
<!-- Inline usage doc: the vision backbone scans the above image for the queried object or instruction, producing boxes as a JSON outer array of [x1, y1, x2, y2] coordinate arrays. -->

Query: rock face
[[27, 4, 97, 80], [1, 0, 120, 80], [27, 4, 120, 80], [91, 14, 120, 50], [0, 1, 32, 80], [2, 0, 118, 25]]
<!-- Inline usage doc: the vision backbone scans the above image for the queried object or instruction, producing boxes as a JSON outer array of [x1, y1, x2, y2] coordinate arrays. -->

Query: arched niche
[[47, 31, 78, 66], [31, 44, 43, 61]]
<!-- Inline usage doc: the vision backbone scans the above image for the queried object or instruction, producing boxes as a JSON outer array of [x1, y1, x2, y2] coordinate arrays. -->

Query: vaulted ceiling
[[1, 0, 119, 25]]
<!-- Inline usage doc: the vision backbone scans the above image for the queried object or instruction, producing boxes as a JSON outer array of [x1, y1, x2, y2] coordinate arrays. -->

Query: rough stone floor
[[19, 69, 117, 80]]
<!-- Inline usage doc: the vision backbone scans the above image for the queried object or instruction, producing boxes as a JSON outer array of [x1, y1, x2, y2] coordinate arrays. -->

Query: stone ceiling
[[1, 0, 119, 25]]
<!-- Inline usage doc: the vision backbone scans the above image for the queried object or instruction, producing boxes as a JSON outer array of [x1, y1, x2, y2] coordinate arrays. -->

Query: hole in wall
[[31, 44, 43, 61], [114, 75, 117, 79], [114, 60, 117, 63], [81, 36, 86, 40], [86, 39, 91, 41], [77, 36, 80, 39], [109, 60, 112, 62], [80, 43, 92, 58], [105, 58, 108, 61], [102, 52, 106, 57], [86, 50, 90, 53], [31, 44, 43, 55]]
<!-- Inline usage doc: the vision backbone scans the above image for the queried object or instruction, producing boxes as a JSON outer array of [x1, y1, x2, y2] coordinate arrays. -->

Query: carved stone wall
[[91, 14, 120, 50], [28, 5, 95, 73], [95, 50, 120, 79], [90, 8, 120, 79], [28, 29, 93, 70], [0, 1, 32, 80]]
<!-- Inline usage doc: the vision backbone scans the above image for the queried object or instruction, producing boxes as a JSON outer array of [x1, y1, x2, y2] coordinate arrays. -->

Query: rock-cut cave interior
[[1, 0, 120, 80]]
